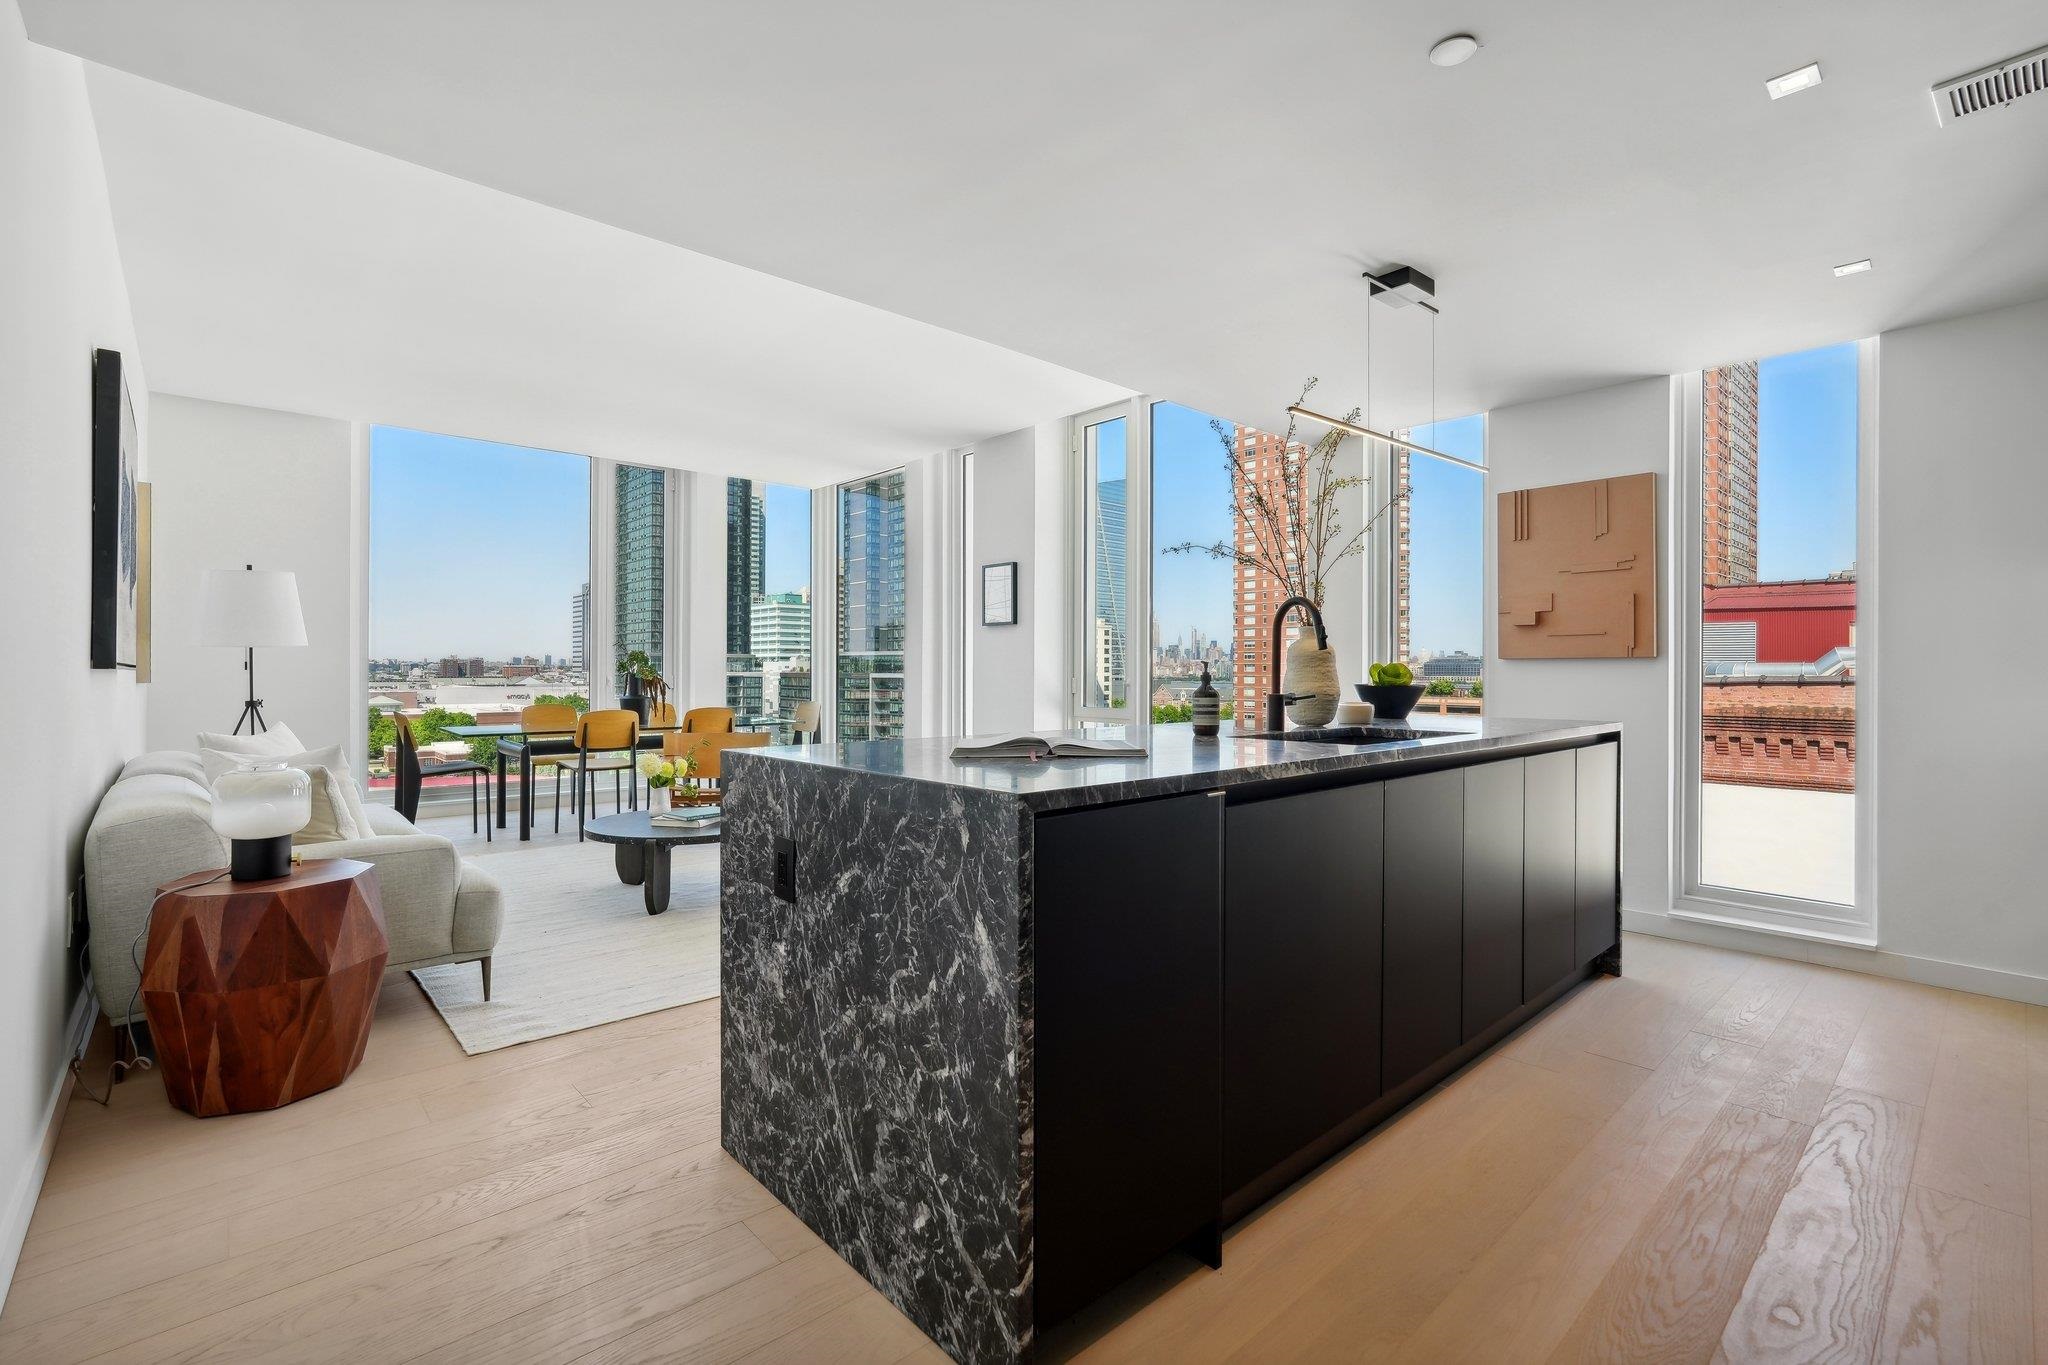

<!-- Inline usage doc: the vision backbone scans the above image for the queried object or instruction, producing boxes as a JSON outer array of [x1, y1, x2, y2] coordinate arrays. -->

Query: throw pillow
[[195, 723, 303, 757], [199, 743, 373, 839], [291, 765, 362, 844]]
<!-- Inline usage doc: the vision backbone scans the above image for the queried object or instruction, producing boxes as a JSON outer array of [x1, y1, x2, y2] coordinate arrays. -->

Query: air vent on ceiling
[[1932, 44, 2048, 126]]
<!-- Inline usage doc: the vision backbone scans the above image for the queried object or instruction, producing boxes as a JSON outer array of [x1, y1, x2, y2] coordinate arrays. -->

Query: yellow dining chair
[[681, 706, 736, 734], [520, 703, 580, 834], [562, 708, 640, 841]]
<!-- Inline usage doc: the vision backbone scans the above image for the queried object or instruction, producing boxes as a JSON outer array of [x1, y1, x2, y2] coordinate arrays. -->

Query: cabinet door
[[1462, 758, 1524, 1041], [1575, 743, 1620, 963], [1224, 782, 1383, 1197], [1034, 793, 1223, 1329], [1523, 750, 1578, 999], [1383, 768, 1464, 1091]]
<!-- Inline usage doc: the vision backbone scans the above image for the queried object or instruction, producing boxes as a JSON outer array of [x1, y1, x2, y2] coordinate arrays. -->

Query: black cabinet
[[1575, 743, 1620, 963], [1382, 768, 1464, 1091], [1033, 792, 1224, 1329], [1462, 758, 1524, 1041], [1523, 749, 1579, 999], [1224, 782, 1384, 1198]]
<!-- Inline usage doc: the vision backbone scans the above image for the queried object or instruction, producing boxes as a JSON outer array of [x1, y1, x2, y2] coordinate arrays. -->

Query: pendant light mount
[[1364, 265, 1437, 313]]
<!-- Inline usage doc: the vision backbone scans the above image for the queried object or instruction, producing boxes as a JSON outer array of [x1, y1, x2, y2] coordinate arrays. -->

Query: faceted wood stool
[[141, 858, 388, 1117]]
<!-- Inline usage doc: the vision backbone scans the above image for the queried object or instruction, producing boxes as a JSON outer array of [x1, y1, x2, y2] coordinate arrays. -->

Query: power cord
[[70, 870, 231, 1105]]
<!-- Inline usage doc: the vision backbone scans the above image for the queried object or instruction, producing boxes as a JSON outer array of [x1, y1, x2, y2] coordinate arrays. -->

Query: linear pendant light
[[1283, 405, 1485, 471]]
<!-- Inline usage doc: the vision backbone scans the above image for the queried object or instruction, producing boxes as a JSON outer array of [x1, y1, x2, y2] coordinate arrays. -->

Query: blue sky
[[369, 427, 811, 659], [1757, 342, 1858, 580]]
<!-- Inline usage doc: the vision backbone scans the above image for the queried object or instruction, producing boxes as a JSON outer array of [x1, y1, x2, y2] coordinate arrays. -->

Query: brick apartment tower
[[1393, 449, 1413, 664], [1702, 361, 1760, 587], [1231, 426, 1298, 723]]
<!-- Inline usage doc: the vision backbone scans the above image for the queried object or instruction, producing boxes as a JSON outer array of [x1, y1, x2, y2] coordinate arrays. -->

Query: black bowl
[[1354, 682, 1426, 721]]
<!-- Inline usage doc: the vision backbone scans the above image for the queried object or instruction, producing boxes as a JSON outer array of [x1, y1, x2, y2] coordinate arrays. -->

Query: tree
[[411, 707, 496, 767], [1425, 677, 1458, 697], [1150, 700, 1235, 724], [534, 692, 589, 714], [1470, 677, 1484, 699], [367, 709, 397, 768]]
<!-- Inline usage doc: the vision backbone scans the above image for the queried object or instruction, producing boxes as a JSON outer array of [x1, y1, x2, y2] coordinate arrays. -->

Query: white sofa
[[83, 750, 503, 1025]]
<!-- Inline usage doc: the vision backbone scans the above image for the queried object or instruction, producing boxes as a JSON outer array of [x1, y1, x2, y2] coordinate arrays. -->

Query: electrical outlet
[[773, 836, 797, 904], [66, 891, 77, 949]]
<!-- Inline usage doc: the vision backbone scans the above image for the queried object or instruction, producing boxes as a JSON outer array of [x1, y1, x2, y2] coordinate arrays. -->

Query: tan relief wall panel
[[1497, 473, 1659, 659]]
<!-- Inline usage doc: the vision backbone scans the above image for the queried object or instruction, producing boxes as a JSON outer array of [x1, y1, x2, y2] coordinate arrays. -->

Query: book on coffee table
[[651, 807, 720, 828]]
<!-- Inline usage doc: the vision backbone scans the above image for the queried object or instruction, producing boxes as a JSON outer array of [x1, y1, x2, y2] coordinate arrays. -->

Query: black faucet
[[1264, 595, 1329, 733]]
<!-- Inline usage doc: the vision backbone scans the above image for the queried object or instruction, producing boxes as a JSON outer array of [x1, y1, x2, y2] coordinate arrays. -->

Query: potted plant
[[615, 650, 666, 723], [636, 753, 688, 811], [1357, 661, 1425, 721], [1164, 378, 1404, 726]]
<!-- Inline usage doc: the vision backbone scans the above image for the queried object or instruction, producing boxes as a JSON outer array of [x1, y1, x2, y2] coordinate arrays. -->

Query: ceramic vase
[[1284, 634, 1340, 727]]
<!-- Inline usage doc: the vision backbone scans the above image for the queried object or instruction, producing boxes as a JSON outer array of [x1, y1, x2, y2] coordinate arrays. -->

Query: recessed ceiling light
[[1766, 62, 1823, 99], [1428, 34, 1481, 68], [1834, 259, 1873, 276]]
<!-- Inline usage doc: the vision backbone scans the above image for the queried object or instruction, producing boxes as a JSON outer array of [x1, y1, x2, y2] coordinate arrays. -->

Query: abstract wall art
[[1497, 472, 1659, 659]]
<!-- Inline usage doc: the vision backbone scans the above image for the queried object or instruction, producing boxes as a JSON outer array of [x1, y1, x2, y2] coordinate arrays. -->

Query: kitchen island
[[719, 719, 1622, 1364]]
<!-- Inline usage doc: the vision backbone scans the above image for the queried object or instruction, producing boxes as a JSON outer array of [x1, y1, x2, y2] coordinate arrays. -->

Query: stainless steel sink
[[1237, 724, 1461, 745]]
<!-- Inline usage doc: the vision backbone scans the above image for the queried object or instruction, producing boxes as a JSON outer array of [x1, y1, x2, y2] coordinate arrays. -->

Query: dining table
[[444, 719, 771, 841]]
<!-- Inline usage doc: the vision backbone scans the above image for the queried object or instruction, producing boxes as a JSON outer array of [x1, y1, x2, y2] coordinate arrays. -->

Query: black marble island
[[719, 719, 1623, 1364]]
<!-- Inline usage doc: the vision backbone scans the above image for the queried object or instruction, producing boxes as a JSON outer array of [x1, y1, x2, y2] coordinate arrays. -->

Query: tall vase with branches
[[1163, 378, 1406, 723]]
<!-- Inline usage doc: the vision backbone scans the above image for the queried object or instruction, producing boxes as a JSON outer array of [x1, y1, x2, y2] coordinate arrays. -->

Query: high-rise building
[[1230, 426, 1301, 723], [750, 589, 811, 662], [837, 473, 907, 742], [1092, 477, 1128, 706], [1703, 360, 1760, 587], [1393, 449, 1413, 666], [726, 478, 766, 653], [615, 465, 667, 674], [571, 581, 590, 673]]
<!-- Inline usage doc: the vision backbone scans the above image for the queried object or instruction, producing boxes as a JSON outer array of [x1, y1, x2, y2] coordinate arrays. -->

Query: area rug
[[410, 837, 720, 1054]]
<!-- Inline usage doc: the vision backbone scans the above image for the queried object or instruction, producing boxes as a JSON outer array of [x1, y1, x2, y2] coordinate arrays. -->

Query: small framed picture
[[981, 561, 1018, 626]]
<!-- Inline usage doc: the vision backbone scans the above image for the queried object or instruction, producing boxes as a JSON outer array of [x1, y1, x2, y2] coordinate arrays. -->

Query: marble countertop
[[728, 717, 1622, 813]]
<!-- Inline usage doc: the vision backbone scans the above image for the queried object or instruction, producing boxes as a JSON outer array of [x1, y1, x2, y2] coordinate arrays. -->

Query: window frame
[[1671, 339, 1880, 945], [830, 466, 910, 744], [1069, 399, 1148, 727]]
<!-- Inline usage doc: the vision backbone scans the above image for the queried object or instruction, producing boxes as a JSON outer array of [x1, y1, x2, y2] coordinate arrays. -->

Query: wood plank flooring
[[3, 926, 2040, 1363]]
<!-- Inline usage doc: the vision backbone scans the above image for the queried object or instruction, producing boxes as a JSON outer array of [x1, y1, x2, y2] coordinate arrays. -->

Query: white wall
[[146, 395, 360, 760], [1484, 377, 1681, 921], [0, 0, 149, 1298], [1874, 296, 2048, 987], [967, 423, 1070, 733]]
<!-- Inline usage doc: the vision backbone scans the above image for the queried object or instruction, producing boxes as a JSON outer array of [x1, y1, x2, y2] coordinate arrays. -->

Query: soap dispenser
[[1192, 662, 1221, 738]]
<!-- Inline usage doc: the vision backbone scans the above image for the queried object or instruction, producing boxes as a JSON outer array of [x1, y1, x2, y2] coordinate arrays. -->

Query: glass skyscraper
[[1093, 477, 1127, 706], [725, 478, 766, 653], [836, 472, 907, 742], [614, 465, 667, 677]]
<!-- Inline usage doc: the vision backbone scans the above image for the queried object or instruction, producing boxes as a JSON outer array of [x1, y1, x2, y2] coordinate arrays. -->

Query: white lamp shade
[[197, 568, 308, 647]]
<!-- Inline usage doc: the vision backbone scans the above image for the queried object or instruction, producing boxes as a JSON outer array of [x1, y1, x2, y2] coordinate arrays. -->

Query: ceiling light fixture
[[1833, 258, 1873, 276], [1428, 34, 1481, 68], [1285, 405, 1486, 472], [1765, 62, 1824, 99]]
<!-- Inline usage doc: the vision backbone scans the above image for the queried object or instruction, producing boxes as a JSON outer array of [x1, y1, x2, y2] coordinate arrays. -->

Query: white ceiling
[[29, 0, 2048, 446], [68, 67, 1129, 486]]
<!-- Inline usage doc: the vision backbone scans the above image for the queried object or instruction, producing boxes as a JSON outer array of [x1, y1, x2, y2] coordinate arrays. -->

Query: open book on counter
[[948, 733, 1148, 762]]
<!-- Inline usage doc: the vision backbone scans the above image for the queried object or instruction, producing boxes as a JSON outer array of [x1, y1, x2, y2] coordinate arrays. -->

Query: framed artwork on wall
[[981, 561, 1018, 626], [90, 347, 140, 670]]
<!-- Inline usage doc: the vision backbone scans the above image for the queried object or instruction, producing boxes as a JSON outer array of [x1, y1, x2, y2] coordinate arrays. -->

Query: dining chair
[[681, 707, 736, 734], [519, 702, 580, 834], [562, 708, 640, 841], [789, 700, 823, 744], [393, 715, 490, 840]]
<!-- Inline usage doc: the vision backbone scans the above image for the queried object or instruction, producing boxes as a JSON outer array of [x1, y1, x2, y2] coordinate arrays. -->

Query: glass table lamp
[[211, 760, 311, 880]]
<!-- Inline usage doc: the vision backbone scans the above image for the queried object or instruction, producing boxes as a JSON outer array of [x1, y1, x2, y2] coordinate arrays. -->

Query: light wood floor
[[5, 918, 2043, 1362]]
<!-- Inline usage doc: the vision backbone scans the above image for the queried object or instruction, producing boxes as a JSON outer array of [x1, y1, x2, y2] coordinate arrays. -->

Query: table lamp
[[211, 760, 311, 879], [198, 565, 307, 734]]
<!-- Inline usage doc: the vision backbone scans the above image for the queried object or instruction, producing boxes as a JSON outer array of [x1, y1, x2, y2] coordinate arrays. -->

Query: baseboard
[[0, 986, 97, 1312], [1623, 909, 2048, 1006]]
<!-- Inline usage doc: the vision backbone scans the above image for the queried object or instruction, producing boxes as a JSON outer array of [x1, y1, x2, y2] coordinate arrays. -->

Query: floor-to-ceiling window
[[835, 470, 906, 742], [727, 477, 813, 740], [1393, 415, 1487, 715], [366, 427, 590, 804], [1685, 341, 1867, 924], [1150, 402, 1240, 723]]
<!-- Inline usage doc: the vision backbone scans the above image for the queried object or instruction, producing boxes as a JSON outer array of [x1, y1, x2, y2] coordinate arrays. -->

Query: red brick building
[[1231, 426, 1295, 723], [1702, 678, 1855, 791]]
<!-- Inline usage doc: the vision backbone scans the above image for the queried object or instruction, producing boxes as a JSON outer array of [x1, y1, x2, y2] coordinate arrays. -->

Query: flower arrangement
[[636, 753, 685, 789]]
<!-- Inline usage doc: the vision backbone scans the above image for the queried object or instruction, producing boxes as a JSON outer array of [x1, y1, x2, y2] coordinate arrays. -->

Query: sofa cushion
[[292, 765, 364, 844], [119, 751, 208, 785], [195, 723, 303, 757]]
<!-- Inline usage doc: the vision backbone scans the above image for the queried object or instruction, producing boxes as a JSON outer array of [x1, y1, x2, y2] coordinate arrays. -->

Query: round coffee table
[[583, 810, 720, 915]]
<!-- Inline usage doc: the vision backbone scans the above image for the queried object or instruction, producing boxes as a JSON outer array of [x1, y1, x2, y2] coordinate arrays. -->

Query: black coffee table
[[582, 810, 720, 915]]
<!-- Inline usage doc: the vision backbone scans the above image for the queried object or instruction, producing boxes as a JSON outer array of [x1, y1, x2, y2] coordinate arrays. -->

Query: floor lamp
[[198, 565, 307, 735]]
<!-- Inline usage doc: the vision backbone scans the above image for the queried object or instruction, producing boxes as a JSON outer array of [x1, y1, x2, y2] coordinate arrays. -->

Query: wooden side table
[[141, 858, 389, 1117]]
